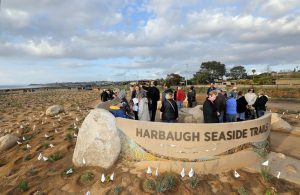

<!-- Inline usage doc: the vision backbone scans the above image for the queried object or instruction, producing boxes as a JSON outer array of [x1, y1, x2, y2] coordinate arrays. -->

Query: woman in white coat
[[138, 90, 150, 121]]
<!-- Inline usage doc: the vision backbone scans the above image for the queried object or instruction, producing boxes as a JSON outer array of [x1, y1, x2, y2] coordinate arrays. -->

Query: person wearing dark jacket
[[253, 90, 268, 118], [160, 91, 178, 123], [236, 91, 248, 121], [203, 90, 219, 123], [187, 86, 196, 108], [142, 81, 160, 121], [100, 90, 109, 102], [214, 89, 226, 123]]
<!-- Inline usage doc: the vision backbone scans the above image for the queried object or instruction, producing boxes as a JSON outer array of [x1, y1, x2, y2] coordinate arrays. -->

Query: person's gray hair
[[118, 89, 126, 99], [138, 90, 147, 98]]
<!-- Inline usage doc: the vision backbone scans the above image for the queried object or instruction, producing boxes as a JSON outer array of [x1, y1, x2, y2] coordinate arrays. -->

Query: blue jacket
[[226, 97, 237, 115]]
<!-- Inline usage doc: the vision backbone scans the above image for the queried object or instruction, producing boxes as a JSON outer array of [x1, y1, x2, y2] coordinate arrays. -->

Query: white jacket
[[138, 97, 150, 121], [245, 92, 257, 106]]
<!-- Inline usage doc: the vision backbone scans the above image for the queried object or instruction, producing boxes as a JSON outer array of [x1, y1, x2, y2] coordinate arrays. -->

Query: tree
[[252, 69, 256, 80], [229, 65, 247, 80], [193, 61, 226, 84], [165, 73, 184, 86]]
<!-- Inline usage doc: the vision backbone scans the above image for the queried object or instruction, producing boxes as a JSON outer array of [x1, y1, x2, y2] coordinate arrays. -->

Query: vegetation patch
[[261, 167, 272, 183], [189, 176, 201, 189], [143, 173, 178, 193], [18, 180, 29, 192], [108, 185, 123, 195], [42, 141, 50, 149], [49, 151, 64, 162], [65, 132, 73, 141], [79, 171, 95, 185], [238, 185, 249, 195]]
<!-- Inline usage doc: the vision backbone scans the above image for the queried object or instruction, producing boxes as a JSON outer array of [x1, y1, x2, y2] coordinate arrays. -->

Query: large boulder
[[46, 105, 64, 116], [72, 109, 121, 169], [180, 105, 204, 123], [0, 134, 19, 151], [271, 113, 292, 132]]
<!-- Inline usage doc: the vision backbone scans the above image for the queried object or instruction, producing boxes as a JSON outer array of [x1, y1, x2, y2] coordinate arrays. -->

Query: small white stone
[[49, 144, 54, 148], [188, 168, 194, 178], [17, 141, 22, 145], [155, 168, 158, 177], [26, 144, 31, 148], [44, 134, 49, 138], [234, 170, 240, 178], [146, 166, 152, 174], [262, 160, 269, 166], [101, 174, 105, 183], [37, 153, 43, 160], [66, 168, 73, 175], [43, 156, 48, 161], [180, 168, 185, 178], [276, 171, 280, 179], [110, 172, 114, 181]]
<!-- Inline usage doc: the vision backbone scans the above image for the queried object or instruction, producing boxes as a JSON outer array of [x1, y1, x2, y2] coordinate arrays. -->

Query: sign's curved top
[[116, 113, 271, 161]]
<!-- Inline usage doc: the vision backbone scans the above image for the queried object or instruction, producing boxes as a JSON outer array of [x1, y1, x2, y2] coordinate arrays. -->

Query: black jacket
[[253, 95, 268, 111], [187, 91, 196, 102], [237, 96, 248, 113], [100, 91, 108, 102], [203, 98, 219, 123], [142, 86, 160, 102], [215, 93, 226, 112], [160, 99, 178, 121]]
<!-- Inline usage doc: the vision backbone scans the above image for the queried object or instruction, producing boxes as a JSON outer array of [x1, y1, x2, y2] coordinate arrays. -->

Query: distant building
[[275, 78, 300, 85]]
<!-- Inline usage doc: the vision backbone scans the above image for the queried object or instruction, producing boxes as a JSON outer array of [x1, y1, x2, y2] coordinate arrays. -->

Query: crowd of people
[[100, 82, 268, 124], [100, 82, 197, 123], [203, 83, 269, 123]]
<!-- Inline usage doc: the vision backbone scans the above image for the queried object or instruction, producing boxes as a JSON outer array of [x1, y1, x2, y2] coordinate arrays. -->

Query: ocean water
[[0, 85, 44, 90]]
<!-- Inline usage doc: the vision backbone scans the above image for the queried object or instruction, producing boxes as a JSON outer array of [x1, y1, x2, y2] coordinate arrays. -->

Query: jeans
[[256, 110, 265, 118], [177, 101, 183, 109], [188, 101, 193, 108], [237, 112, 246, 120], [226, 114, 237, 122], [218, 111, 224, 123]]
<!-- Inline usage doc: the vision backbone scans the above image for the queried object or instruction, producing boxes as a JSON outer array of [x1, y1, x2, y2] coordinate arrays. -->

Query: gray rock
[[179, 105, 204, 123], [45, 105, 64, 116], [271, 113, 292, 132], [72, 109, 120, 169], [0, 134, 19, 151], [286, 164, 298, 174]]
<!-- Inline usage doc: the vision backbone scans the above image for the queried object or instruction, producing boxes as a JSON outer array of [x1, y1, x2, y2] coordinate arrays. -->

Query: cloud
[[0, 0, 299, 84]]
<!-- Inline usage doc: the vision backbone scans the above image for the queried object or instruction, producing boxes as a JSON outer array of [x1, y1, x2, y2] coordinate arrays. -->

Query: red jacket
[[176, 89, 186, 102]]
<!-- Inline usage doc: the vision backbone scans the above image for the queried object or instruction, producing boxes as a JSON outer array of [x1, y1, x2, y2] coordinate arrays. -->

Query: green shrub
[[143, 173, 177, 193], [189, 176, 200, 189], [65, 133, 73, 141], [42, 141, 50, 149], [49, 151, 63, 162], [79, 171, 95, 185], [238, 185, 249, 195], [109, 185, 123, 195], [143, 179, 156, 192], [261, 167, 272, 182], [265, 188, 278, 195], [18, 180, 29, 192]]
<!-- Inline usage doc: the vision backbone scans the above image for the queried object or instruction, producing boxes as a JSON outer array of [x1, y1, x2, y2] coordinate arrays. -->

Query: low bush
[[49, 151, 63, 162], [18, 180, 29, 192]]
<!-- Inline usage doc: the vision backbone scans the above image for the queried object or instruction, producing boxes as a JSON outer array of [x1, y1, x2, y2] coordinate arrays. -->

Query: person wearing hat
[[160, 90, 178, 123]]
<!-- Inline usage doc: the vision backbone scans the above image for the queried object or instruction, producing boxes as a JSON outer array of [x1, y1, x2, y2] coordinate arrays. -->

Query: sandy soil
[[0, 89, 300, 194]]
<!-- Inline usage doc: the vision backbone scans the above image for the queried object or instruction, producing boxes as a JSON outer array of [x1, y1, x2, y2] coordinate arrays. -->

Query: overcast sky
[[0, 0, 300, 84]]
